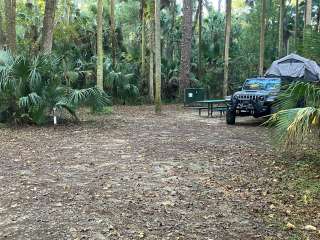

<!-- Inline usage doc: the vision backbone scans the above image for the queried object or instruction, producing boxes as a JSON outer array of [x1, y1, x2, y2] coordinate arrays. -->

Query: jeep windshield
[[243, 78, 281, 91]]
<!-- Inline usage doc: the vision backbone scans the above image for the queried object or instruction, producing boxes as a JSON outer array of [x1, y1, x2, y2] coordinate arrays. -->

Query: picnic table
[[196, 99, 227, 117]]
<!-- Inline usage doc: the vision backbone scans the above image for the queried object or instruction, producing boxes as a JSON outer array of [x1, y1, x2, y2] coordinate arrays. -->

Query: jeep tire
[[226, 109, 236, 125]]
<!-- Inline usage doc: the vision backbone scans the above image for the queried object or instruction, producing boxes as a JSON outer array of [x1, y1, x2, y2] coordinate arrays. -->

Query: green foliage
[[0, 50, 110, 125], [104, 59, 139, 104], [161, 58, 179, 99], [8, 0, 320, 104], [267, 82, 320, 147], [300, 28, 320, 64]]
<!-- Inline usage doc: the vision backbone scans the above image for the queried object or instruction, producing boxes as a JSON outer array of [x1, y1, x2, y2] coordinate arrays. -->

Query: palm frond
[[0, 50, 112, 125], [28, 56, 44, 92], [55, 99, 79, 121], [275, 82, 320, 111], [0, 50, 14, 67], [268, 107, 320, 146], [19, 92, 43, 109], [67, 87, 111, 110]]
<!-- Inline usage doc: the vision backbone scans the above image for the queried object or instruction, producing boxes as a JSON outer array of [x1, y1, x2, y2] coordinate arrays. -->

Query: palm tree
[[4, 0, 16, 53], [0, 6, 5, 49], [218, 0, 222, 13], [64, 0, 72, 24], [141, 0, 146, 85], [179, 0, 193, 99], [154, 0, 161, 112], [169, 0, 176, 64], [294, 0, 299, 50], [305, 0, 312, 27], [96, 0, 104, 90], [278, 0, 285, 57], [41, 0, 58, 54], [198, 0, 203, 79], [223, 0, 232, 97], [317, 3, 320, 32], [148, 3, 154, 103], [110, 0, 116, 66], [259, 0, 267, 76]]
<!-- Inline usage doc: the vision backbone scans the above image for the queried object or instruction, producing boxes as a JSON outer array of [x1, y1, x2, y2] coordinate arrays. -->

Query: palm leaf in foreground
[[274, 82, 320, 111], [267, 82, 320, 147], [268, 107, 320, 146]]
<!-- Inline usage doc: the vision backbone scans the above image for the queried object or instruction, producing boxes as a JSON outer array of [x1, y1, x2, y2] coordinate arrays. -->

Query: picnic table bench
[[195, 99, 227, 117], [185, 106, 208, 116]]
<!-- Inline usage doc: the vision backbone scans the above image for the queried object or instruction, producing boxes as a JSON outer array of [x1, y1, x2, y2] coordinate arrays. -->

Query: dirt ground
[[0, 105, 319, 240]]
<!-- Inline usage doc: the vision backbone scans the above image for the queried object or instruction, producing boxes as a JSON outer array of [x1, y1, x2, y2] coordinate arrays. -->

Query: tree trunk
[[96, 0, 104, 90], [63, 0, 68, 24], [179, 0, 193, 99], [149, 20, 154, 103], [0, 11, 5, 49], [278, 0, 284, 57], [4, 0, 16, 53], [259, 0, 267, 76], [218, 0, 222, 13], [305, 0, 312, 27], [193, 1, 200, 30], [74, 0, 79, 8], [141, 0, 146, 84], [166, 0, 176, 64], [317, 3, 320, 32], [294, 0, 299, 49], [63, 0, 72, 24], [41, 0, 58, 54], [198, 0, 202, 79], [223, 0, 231, 97], [154, 0, 161, 113], [110, 0, 116, 66]]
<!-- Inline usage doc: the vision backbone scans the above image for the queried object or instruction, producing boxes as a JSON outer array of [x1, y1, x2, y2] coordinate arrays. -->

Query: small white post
[[53, 107, 57, 125]]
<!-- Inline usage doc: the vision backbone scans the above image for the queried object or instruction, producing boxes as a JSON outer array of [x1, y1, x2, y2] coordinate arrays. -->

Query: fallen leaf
[[304, 225, 317, 231], [138, 231, 145, 238], [286, 222, 295, 230], [162, 201, 174, 207]]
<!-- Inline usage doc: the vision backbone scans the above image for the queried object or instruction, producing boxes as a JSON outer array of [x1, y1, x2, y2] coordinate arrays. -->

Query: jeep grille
[[237, 95, 265, 101]]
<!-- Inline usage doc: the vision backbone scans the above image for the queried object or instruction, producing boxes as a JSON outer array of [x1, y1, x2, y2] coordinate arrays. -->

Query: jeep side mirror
[[237, 86, 242, 91]]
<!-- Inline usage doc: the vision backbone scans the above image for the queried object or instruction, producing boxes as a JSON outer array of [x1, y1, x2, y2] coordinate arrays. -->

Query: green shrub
[[0, 50, 110, 125]]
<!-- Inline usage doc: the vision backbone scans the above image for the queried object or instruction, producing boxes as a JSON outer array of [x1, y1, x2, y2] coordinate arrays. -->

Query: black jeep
[[225, 77, 281, 125]]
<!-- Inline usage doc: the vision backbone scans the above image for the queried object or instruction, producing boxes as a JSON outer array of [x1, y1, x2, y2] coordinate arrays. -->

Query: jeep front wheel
[[226, 109, 236, 125]]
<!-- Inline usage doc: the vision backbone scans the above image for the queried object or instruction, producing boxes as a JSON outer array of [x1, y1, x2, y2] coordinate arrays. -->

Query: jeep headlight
[[233, 94, 239, 99], [258, 96, 265, 101]]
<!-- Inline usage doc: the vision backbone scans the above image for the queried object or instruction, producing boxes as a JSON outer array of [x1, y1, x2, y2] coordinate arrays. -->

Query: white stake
[[53, 107, 57, 125]]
